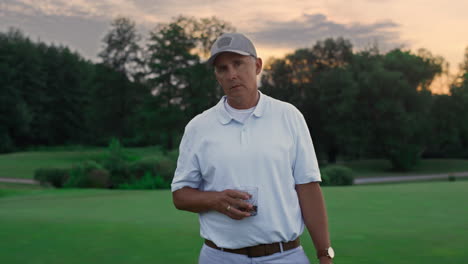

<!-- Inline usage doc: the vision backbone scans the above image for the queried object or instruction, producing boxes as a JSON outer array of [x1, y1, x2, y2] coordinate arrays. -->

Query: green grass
[[0, 146, 166, 179], [340, 159, 468, 178], [0, 182, 467, 264], [0, 182, 49, 198]]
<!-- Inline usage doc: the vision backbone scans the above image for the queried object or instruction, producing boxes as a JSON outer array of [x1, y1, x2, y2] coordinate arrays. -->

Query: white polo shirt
[[171, 91, 321, 249]]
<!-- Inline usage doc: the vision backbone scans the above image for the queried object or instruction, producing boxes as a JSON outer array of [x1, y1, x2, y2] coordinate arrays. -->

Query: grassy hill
[[1, 181, 467, 264]]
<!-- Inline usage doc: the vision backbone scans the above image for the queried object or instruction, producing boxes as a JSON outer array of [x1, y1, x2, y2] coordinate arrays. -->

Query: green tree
[[91, 17, 147, 144], [427, 94, 461, 157], [172, 15, 235, 58], [351, 49, 442, 170], [0, 29, 33, 152], [144, 21, 197, 149], [0, 28, 96, 150], [86, 64, 135, 144], [439, 47, 468, 157], [262, 38, 356, 163], [41, 45, 91, 145], [140, 16, 233, 149], [310, 67, 358, 163], [98, 16, 143, 80]]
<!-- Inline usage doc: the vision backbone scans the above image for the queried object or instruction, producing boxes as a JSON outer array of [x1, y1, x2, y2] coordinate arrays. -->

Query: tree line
[[1, 16, 467, 171]]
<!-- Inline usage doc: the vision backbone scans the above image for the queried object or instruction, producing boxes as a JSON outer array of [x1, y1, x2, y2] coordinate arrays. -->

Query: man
[[172, 33, 334, 264]]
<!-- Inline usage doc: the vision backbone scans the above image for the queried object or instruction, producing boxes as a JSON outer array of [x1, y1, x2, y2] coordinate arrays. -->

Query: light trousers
[[198, 244, 311, 264]]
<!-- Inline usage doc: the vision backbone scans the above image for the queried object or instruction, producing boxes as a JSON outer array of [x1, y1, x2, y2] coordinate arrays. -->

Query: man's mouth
[[231, 84, 242, 89]]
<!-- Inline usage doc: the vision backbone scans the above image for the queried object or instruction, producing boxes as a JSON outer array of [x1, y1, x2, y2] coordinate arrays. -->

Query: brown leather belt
[[204, 238, 300, 258]]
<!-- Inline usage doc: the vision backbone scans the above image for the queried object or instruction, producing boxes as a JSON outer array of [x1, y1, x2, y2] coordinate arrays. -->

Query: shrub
[[124, 156, 176, 189], [86, 169, 111, 188], [101, 138, 135, 187], [320, 165, 355, 186], [448, 175, 456, 182], [118, 171, 170, 189], [0, 133, 15, 153], [34, 168, 70, 187], [155, 155, 177, 183], [128, 158, 159, 179], [388, 144, 421, 171], [64, 160, 110, 188]]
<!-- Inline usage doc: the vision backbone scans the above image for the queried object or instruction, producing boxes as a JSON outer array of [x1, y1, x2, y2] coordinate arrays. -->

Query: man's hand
[[172, 187, 252, 220], [211, 189, 253, 220]]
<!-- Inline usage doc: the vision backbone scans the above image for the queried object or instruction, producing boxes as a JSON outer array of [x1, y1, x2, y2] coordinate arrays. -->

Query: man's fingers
[[224, 189, 250, 200], [226, 206, 250, 219], [217, 189, 252, 219], [227, 197, 252, 211]]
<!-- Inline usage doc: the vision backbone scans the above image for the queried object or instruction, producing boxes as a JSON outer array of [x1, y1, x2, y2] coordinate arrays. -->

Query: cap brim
[[207, 49, 251, 65]]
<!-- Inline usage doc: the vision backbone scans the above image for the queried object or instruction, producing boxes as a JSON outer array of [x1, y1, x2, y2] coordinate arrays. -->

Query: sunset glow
[[1, 0, 467, 93]]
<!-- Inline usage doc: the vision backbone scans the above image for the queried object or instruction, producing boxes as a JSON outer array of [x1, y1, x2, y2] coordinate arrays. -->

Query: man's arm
[[296, 182, 332, 264], [172, 187, 253, 220]]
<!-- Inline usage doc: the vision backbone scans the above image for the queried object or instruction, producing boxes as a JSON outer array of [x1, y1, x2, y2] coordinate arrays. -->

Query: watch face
[[328, 247, 335, 258]]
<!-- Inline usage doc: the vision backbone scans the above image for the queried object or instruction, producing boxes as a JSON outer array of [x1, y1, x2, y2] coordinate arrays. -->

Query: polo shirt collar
[[252, 90, 266, 118], [216, 90, 267, 125]]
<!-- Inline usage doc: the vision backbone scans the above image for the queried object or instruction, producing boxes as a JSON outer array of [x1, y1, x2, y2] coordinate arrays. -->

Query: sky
[[1, 0, 467, 93]]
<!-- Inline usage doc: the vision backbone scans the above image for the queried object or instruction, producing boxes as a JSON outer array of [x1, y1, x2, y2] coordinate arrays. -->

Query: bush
[[124, 156, 176, 189], [64, 160, 110, 188], [101, 138, 136, 187], [86, 169, 111, 188], [388, 144, 421, 171], [320, 165, 355, 186], [128, 158, 159, 179], [0, 132, 15, 153], [155, 154, 177, 183], [118, 171, 170, 189], [448, 175, 456, 182], [34, 168, 70, 187]]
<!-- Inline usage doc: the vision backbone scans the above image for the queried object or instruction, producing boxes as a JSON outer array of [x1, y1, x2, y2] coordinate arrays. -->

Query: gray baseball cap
[[207, 33, 257, 65]]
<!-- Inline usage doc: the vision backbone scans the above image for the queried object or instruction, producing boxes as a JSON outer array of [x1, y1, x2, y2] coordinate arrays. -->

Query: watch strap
[[317, 248, 333, 259]]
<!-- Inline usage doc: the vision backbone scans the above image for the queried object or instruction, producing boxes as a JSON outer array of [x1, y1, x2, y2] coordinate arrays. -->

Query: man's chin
[[228, 88, 243, 96]]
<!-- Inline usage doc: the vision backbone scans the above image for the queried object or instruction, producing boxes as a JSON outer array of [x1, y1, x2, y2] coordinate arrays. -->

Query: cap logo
[[217, 37, 232, 49]]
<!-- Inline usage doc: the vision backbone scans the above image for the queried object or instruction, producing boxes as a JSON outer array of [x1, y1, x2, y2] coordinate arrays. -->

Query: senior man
[[172, 33, 334, 264]]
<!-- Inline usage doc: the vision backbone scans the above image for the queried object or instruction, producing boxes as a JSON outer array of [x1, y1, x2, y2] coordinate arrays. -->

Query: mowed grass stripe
[[1, 182, 467, 264]]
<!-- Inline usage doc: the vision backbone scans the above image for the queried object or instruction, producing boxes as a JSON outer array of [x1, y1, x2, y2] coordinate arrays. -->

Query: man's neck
[[226, 91, 260, 110]]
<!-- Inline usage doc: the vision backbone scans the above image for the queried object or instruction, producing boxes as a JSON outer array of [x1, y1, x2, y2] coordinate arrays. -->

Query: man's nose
[[227, 67, 238, 79]]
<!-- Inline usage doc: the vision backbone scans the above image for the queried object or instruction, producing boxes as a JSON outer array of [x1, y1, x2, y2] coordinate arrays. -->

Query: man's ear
[[255, 57, 263, 75]]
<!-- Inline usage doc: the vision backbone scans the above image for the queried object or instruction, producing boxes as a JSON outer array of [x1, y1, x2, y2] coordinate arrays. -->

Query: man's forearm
[[172, 187, 253, 220], [296, 182, 331, 252], [172, 187, 216, 213]]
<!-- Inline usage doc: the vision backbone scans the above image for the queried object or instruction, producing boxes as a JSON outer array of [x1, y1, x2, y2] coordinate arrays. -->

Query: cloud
[[247, 13, 405, 52], [1, 0, 160, 23], [0, 12, 109, 60], [0, 0, 154, 61], [1, 0, 220, 26], [1, 1, 406, 61]]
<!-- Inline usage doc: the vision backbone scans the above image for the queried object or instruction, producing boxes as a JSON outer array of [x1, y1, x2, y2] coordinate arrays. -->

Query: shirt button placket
[[241, 127, 247, 145]]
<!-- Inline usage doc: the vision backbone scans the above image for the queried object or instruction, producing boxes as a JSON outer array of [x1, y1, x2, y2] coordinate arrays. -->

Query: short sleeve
[[171, 122, 202, 192], [291, 108, 321, 184]]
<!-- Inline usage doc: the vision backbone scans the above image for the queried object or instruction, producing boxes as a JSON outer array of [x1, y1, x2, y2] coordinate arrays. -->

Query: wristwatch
[[317, 247, 335, 259]]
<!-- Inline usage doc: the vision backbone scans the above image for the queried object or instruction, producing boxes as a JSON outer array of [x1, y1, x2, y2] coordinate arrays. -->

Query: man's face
[[213, 52, 262, 102]]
